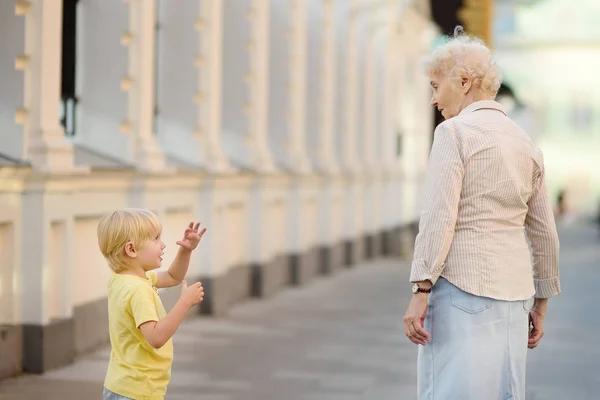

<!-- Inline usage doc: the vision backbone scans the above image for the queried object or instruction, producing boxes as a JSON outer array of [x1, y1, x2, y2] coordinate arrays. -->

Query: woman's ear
[[461, 76, 472, 94], [124, 241, 137, 258]]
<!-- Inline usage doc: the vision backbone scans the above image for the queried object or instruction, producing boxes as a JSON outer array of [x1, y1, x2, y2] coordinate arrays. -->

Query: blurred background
[[0, 0, 598, 399], [434, 0, 600, 219]]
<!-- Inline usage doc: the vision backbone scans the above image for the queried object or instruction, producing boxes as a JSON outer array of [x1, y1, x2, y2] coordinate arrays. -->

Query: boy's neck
[[118, 264, 148, 279]]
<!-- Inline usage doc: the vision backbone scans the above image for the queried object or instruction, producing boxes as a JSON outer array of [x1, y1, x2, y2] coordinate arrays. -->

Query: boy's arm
[[156, 247, 192, 288], [133, 282, 203, 349], [156, 222, 206, 289], [139, 298, 192, 349]]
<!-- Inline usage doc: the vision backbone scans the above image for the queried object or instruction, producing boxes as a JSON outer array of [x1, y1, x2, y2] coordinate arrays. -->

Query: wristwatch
[[412, 283, 432, 294]]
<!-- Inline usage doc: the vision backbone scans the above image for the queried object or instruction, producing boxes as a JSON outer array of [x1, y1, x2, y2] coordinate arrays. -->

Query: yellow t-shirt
[[104, 270, 173, 400]]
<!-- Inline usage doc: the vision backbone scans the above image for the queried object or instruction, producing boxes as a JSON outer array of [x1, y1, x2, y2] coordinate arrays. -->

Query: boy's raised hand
[[180, 280, 204, 308], [176, 222, 207, 251]]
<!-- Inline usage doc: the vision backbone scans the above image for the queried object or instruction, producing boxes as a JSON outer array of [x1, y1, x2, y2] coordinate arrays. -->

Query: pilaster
[[362, 22, 378, 170], [195, 0, 233, 173], [124, 0, 168, 171], [22, 0, 79, 172], [381, 26, 400, 171], [282, 0, 312, 173], [341, 4, 360, 173], [316, 0, 339, 174], [244, 0, 278, 173]]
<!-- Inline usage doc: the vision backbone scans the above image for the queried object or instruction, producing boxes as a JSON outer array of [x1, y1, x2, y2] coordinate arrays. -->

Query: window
[[60, 0, 79, 136]]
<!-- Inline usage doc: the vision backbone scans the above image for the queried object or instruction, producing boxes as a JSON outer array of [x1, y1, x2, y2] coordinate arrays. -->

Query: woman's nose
[[430, 95, 437, 107]]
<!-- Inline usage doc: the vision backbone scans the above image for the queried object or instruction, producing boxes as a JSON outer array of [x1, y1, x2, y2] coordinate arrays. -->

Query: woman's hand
[[528, 298, 547, 349], [404, 294, 431, 346]]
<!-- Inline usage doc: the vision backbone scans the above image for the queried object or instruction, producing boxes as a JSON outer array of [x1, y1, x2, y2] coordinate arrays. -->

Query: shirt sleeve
[[130, 285, 160, 329], [409, 121, 464, 285], [146, 270, 158, 286], [524, 157, 561, 298]]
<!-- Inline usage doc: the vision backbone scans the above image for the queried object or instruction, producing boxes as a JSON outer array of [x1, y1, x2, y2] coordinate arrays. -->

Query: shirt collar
[[458, 100, 507, 116]]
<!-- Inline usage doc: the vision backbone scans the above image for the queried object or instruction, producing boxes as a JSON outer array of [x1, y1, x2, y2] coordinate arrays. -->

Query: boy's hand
[[180, 280, 204, 308], [176, 222, 207, 251], [141, 280, 205, 349]]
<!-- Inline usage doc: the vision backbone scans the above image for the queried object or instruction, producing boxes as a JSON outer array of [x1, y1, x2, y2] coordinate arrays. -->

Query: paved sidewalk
[[1, 222, 599, 399], [1, 257, 417, 400]]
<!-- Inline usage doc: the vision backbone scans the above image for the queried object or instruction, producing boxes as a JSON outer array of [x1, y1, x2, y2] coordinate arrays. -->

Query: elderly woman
[[403, 27, 561, 399]]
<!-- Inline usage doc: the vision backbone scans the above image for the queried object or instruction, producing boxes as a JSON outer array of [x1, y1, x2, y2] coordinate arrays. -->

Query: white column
[[381, 28, 399, 170], [0, 219, 16, 325], [401, 56, 418, 179], [245, 0, 277, 173], [20, 192, 46, 324], [125, 0, 167, 171], [22, 0, 78, 172], [341, 7, 359, 172], [400, 37, 425, 221], [196, 0, 233, 172], [2, 1, 26, 160], [396, 47, 413, 174], [362, 24, 378, 170], [415, 43, 432, 175], [21, 202, 75, 326], [316, 0, 339, 174], [283, 0, 311, 173]]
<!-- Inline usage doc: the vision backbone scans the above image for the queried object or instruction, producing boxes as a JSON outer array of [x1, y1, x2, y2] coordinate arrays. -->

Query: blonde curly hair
[[424, 26, 502, 98]]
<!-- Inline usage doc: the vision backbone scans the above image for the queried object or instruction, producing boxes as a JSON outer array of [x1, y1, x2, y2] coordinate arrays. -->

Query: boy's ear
[[124, 241, 137, 258]]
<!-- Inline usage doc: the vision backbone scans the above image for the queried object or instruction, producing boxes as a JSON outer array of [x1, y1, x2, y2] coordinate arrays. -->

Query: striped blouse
[[409, 100, 561, 300]]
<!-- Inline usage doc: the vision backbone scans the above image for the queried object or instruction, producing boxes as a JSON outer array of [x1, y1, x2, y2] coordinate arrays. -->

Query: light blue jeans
[[418, 278, 533, 400], [103, 388, 133, 400]]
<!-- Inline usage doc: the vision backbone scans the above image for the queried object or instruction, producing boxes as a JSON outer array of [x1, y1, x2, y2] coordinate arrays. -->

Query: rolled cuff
[[409, 259, 445, 285], [534, 276, 561, 298]]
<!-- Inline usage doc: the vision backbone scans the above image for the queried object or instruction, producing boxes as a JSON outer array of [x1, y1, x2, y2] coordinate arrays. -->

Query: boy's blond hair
[[97, 208, 162, 272]]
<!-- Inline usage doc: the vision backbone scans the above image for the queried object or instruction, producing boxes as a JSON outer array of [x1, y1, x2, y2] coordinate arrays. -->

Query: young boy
[[97, 208, 207, 400]]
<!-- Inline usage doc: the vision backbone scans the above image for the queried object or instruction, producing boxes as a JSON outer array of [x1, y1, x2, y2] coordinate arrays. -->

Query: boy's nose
[[430, 95, 437, 107]]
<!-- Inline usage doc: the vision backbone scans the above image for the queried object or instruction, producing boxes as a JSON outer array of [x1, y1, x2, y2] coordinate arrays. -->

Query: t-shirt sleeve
[[146, 270, 158, 287], [129, 286, 159, 329]]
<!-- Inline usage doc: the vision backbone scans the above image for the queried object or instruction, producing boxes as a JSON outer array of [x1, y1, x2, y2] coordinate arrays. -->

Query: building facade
[[0, 0, 437, 379]]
